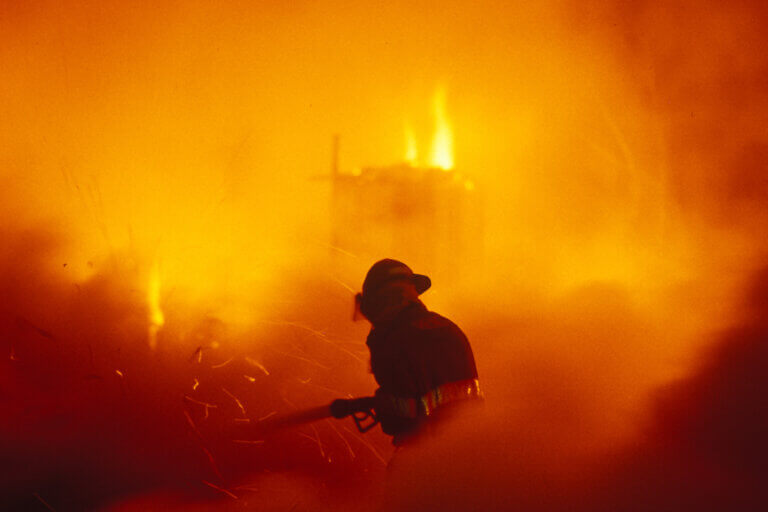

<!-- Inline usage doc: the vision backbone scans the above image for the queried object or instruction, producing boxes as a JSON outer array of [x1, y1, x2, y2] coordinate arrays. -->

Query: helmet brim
[[413, 274, 431, 295]]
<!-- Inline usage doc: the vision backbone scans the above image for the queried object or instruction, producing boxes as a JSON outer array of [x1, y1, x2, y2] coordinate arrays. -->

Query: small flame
[[147, 260, 164, 349], [429, 87, 454, 170], [404, 123, 418, 164]]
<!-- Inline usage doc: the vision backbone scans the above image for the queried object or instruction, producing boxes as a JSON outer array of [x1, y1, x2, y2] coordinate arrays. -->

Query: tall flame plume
[[429, 87, 454, 170]]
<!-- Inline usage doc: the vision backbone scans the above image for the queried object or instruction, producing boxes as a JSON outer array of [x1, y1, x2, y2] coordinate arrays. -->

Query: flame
[[147, 260, 165, 349], [429, 87, 454, 170], [404, 123, 418, 164]]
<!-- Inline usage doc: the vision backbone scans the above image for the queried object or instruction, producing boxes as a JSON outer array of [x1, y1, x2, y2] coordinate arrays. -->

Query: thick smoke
[[2, 0, 768, 510], [583, 265, 768, 511], [0, 219, 392, 510]]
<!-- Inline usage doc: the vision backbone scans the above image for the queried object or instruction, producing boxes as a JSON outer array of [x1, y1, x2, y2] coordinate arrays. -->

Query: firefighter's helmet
[[361, 259, 431, 298]]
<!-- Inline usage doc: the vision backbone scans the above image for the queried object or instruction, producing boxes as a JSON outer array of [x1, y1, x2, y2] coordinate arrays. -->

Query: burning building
[[329, 89, 484, 279]]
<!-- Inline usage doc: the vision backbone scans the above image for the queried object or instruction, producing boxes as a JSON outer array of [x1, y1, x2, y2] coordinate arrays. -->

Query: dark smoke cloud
[[583, 265, 768, 511]]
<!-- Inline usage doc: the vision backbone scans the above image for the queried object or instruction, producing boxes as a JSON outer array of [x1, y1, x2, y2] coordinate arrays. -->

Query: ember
[[147, 260, 165, 349]]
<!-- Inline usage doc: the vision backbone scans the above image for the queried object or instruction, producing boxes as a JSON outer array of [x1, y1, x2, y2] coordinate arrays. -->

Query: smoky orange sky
[[2, 0, 768, 510]]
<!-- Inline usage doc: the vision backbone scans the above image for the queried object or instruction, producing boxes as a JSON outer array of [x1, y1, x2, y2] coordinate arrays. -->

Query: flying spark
[[245, 357, 270, 376], [221, 387, 246, 416]]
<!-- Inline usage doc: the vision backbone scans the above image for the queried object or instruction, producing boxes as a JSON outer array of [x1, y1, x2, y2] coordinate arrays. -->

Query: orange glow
[[2, 1, 767, 509], [404, 123, 418, 165], [429, 87, 454, 170]]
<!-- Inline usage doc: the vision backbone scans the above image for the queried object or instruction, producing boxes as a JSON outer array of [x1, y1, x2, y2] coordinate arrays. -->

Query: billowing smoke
[[2, 0, 767, 510]]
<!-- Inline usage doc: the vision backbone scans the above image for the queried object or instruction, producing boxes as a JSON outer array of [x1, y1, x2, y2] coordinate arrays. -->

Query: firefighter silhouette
[[332, 259, 481, 445]]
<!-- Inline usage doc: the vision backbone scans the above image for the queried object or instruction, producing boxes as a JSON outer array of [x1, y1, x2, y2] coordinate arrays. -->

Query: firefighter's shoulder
[[411, 311, 467, 342]]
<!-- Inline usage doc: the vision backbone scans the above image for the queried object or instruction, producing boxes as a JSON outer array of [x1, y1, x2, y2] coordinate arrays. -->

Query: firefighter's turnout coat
[[366, 300, 480, 444]]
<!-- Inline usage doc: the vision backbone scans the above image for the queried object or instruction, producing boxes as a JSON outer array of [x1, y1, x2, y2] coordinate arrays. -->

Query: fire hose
[[241, 396, 379, 437], [239, 379, 481, 438]]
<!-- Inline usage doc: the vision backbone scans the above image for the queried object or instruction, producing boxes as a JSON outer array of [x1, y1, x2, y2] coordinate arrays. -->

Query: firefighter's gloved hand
[[330, 399, 353, 419], [330, 396, 377, 419]]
